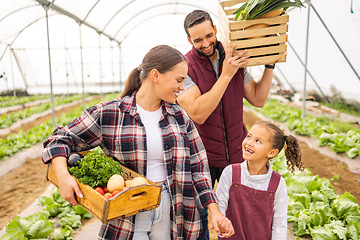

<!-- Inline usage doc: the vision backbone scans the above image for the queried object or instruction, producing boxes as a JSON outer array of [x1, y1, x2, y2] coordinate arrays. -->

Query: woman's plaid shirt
[[42, 92, 216, 239]]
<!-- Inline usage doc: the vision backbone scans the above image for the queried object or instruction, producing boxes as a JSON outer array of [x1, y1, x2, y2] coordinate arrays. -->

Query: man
[[177, 10, 274, 239]]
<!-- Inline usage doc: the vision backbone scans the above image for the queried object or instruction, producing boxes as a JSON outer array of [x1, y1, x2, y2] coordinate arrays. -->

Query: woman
[[42, 45, 233, 239]]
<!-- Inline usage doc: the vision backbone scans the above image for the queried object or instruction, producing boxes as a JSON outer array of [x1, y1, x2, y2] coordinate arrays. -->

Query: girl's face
[[242, 124, 278, 162], [156, 61, 187, 104]]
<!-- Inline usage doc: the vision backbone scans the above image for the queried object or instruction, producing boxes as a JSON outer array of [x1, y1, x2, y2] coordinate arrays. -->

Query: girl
[[216, 121, 303, 239], [42, 45, 233, 239]]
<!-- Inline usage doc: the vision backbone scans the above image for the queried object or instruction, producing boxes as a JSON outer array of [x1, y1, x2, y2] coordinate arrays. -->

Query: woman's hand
[[52, 156, 83, 206], [207, 203, 235, 238]]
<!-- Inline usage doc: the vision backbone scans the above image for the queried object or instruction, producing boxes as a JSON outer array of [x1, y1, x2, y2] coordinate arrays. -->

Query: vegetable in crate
[[234, 0, 305, 20], [67, 152, 84, 167], [68, 147, 123, 188]]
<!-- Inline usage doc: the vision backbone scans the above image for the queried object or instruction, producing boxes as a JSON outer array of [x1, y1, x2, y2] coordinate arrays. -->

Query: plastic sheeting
[[0, 0, 359, 102]]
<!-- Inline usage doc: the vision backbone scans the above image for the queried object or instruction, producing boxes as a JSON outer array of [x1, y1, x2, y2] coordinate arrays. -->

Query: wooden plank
[[243, 43, 287, 57], [230, 24, 288, 40], [220, 0, 248, 8], [232, 33, 287, 49], [243, 53, 287, 67], [229, 14, 289, 30]]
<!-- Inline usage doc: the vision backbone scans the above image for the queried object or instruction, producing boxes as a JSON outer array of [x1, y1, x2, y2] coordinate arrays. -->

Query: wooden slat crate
[[46, 157, 162, 223], [218, 0, 289, 67]]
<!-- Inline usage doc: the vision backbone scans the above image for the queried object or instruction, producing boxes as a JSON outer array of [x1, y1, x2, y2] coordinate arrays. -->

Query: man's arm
[[243, 67, 274, 108], [177, 45, 249, 124]]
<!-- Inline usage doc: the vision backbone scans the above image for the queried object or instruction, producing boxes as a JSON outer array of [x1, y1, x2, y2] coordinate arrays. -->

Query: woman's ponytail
[[120, 67, 142, 97]]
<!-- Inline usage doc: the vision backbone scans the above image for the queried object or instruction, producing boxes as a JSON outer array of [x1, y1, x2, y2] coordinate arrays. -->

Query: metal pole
[[45, 8, 56, 126], [79, 24, 86, 110], [118, 43, 122, 91], [98, 35, 103, 99], [302, 0, 311, 118], [311, 4, 360, 82], [110, 45, 115, 91], [288, 42, 330, 102], [9, 46, 16, 97], [276, 66, 297, 93]]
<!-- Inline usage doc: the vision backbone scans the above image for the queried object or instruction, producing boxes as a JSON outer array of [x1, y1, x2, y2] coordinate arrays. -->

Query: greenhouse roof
[[0, 0, 360, 103]]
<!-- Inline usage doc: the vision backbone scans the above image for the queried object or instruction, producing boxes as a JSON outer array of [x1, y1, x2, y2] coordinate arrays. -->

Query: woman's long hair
[[120, 45, 186, 97]]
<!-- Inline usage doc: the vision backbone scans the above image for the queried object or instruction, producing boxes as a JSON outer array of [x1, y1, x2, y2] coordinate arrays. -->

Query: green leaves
[[2, 213, 53, 239], [68, 147, 123, 188], [271, 154, 360, 239], [246, 99, 360, 159], [234, 0, 305, 20], [0, 187, 93, 240]]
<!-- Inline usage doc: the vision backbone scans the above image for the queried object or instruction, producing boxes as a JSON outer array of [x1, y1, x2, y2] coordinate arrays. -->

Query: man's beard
[[195, 42, 216, 58]]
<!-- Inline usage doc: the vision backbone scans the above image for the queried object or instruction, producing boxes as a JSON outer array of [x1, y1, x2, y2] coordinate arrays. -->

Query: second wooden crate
[[218, 0, 289, 67]]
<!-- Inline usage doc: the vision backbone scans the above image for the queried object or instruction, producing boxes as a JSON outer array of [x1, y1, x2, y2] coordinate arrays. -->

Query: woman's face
[[156, 61, 188, 104]]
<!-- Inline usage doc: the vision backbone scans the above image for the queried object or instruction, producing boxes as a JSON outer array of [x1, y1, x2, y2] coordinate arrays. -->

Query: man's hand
[[221, 44, 249, 80]]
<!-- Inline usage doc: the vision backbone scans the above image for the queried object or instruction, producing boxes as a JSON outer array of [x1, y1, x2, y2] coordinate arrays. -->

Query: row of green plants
[[245, 100, 360, 159], [0, 94, 90, 129], [0, 95, 51, 108], [271, 152, 360, 239], [0, 93, 119, 161], [0, 187, 92, 240]]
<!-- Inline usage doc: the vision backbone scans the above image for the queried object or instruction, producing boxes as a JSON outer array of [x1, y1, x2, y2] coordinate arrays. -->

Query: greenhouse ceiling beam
[[34, 0, 120, 45], [288, 41, 330, 103], [119, 11, 189, 43], [0, 13, 57, 62], [114, 3, 217, 41], [101, 1, 216, 35], [311, 4, 360, 83]]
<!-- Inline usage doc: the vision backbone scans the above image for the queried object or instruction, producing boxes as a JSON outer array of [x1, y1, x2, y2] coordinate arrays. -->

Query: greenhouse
[[0, 0, 360, 239]]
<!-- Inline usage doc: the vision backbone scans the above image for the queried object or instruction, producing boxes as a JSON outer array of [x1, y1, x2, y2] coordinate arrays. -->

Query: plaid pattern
[[42, 92, 216, 240]]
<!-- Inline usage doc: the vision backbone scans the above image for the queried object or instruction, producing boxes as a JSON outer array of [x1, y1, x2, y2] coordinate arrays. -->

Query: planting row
[[272, 152, 360, 239], [0, 187, 92, 240], [245, 100, 360, 159], [0, 95, 51, 108], [0, 93, 119, 161], [0, 94, 90, 129]]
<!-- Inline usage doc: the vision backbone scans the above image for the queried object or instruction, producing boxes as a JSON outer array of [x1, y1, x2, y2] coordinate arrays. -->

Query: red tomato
[[103, 186, 109, 194], [95, 187, 104, 195], [104, 193, 112, 199], [112, 190, 121, 197]]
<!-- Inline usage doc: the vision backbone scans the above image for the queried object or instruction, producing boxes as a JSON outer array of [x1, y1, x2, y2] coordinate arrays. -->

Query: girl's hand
[[208, 203, 235, 238], [217, 216, 234, 238]]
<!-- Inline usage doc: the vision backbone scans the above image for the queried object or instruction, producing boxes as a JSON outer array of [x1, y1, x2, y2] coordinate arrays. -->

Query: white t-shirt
[[136, 104, 166, 183], [215, 161, 288, 240]]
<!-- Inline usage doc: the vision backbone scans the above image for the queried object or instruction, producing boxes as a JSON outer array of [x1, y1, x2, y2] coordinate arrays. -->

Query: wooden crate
[[218, 0, 289, 67], [46, 160, 162, 223]]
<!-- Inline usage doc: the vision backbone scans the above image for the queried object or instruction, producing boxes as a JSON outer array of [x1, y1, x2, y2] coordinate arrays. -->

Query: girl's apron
[[226, 163, 281, 240]]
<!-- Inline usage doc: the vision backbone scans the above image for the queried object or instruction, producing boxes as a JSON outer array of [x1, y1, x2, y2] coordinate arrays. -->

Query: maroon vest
[[185, 42, 247, 168], [226, 163, 281, 240]]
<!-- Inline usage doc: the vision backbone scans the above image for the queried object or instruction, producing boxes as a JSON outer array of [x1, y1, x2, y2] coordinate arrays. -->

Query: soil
[[1, 109, 360, 238]]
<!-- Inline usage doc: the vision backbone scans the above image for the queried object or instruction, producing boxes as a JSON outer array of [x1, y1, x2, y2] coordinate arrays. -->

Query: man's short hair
[[184, 10, 214, 37]]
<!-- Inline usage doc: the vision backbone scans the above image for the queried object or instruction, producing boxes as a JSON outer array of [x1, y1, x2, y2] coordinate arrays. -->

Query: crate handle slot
[[129, 191, 147, 201]]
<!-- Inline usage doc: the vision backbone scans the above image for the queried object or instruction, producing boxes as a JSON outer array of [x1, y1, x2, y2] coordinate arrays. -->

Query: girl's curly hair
[[255, 121, 303, 173]]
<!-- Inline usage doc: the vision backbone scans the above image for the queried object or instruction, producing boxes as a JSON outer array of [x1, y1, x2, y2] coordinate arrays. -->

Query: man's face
[[187, 20, 217, 60]]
